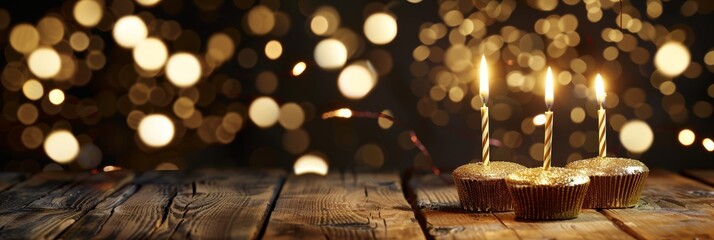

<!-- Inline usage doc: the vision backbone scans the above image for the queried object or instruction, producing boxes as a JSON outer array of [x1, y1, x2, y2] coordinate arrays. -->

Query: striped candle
[[481, 106, 490, 165], [479, 55, 490, 165], [595, 74, 607, 158], [543, 67, 554, 170], [543, 111, 553, 170], [598, 109, 606, 157]]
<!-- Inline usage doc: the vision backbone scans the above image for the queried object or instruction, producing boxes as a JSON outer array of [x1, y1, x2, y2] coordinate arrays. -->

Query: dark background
[[1, 0, 713, 173]]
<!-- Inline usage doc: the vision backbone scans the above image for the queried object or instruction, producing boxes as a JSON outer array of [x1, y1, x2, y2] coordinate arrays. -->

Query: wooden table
[[0, 169, 712, 239]]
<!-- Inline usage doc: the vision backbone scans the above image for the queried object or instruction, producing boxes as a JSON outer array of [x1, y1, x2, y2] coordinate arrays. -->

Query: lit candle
[[479, 55, 490, 166], [595, 74, 607, 158], [543, 67, 554, 170]]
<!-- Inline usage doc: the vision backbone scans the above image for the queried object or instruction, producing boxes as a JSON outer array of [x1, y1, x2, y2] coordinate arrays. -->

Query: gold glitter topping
[[565, 157, 649, 176], [453, 161, 527, 180], [506, 167, 590, 186]]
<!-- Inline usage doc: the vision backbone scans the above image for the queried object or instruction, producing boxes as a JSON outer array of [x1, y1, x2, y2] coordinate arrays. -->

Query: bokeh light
[[44, 130, 80, 164], [77, 143, 102, 170], [17, 103, 38, 125], [654, 41, 691, 77], [9, 24, 39, 53], [48, 89, 65, 105], [310, 6, 340, 36], [249, 97, 280, 128], [21, 126, 44, 149], [338, 61, 377, 100], [278, 103, 305, 130], [311, 16, 329, 35], [112, 16, 148, 48], [364, 13, 398, 45], [133, 38, 168, 71], [206, 33, 235, 65], [138, 114, 175, 148], [74, 0, 103, 27], [265, 40, 283, 60], [678, 129, 696, 146], [314, 38, 347, 70], [294, 154, 328, 176], [703, 138, 714, 152], [533, 114, 546, 126], [37, 16, 64, 45], [69, 32, 90, 51], [378, 110, 394, 129], [620, 120, 654, 153], [22, 79, 43, 101], [166, 53, 202, 88], [292, 61, 306, 76], [246, 6, 275, 35], [28, 47, 61, 79], [356, 143, 384, 168], [136, 0, 162, 7]]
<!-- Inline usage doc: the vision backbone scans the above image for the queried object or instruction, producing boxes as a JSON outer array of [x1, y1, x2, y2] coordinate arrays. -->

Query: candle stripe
[[543, 111, 553, 170], [481, 107, 490, 165], [598, 109, 607, 157]]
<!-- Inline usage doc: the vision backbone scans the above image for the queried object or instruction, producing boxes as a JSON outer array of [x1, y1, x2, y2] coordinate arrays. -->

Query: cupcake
[[453, 161, 526, 212], [565, 157, 648, 208], [506, 167, 590, 220]]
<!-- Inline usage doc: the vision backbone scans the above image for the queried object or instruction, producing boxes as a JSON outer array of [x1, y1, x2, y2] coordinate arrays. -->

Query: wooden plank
[[264, 172, 425, 239], [408, 173, 634, 240], [0, 172, 25, 192], [90, 171, 184, 239], [0, 171, 82, 213], [59, 184, 139, 238], [147, 169, 284, 240], [0, 171, 134, 239], [601, 170, 714, 239], [683, 170, 714, 186]]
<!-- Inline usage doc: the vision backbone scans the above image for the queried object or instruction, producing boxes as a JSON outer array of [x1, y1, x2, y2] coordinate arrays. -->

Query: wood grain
[[148, 169, 284, 240], [64, 170, 284, 240], [90, 171, 185, 239], [408, 173, 633, 240], [0, 172, 24, 192], [264, 172, 425, 240], [683, 169, 714, 186], [59, 183, 140, 238], [0, 171, 83, 213], [601, 169, 714, 239], [0, 171, 133, 239]]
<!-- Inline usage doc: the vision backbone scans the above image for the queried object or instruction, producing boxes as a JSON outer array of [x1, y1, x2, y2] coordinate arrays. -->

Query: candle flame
[[595, 74, 606, 108], [545, 67, 554, 109], [479, 55, 489, 104]]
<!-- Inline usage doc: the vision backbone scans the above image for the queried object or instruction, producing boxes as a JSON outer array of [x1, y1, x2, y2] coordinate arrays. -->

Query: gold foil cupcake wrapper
[[454, 177, 513, 212], [507, 183, 589, 220], [582, 171, 648, 208]]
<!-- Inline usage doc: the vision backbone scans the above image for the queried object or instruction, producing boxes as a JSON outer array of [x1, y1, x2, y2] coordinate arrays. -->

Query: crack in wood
[[159, 188, 178, 228], [165, 181, 197, 239]]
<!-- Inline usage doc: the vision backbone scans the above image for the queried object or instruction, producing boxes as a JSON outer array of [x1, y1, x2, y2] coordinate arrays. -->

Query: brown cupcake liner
[[454, 177, 513, 212], [507, 183, 589, 220], [582, 171, 648, 208]]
